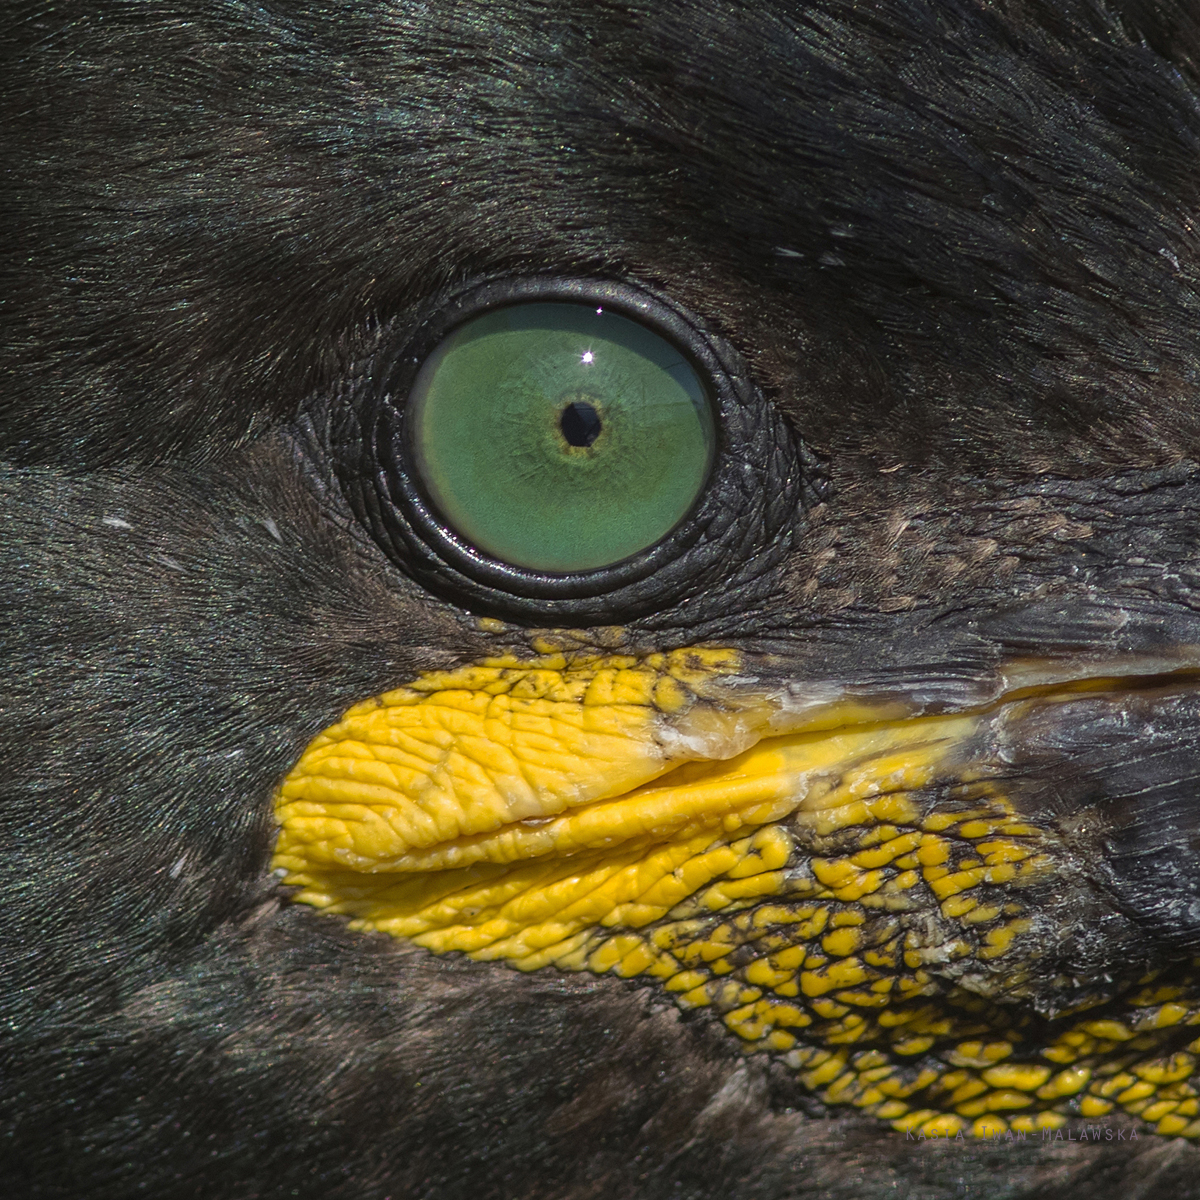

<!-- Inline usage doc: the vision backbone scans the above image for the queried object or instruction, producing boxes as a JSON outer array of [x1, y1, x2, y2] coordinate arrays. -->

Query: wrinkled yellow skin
[[273, 648, 1200, 1141]]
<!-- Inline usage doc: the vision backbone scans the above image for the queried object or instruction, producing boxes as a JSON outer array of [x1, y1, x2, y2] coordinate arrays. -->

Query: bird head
[[8, 1, 1200, 1196]]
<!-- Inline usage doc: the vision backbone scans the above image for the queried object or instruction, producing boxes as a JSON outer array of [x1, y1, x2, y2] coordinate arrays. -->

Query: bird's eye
[[408, 302, 716, 573], [334, 277, 810, 623]]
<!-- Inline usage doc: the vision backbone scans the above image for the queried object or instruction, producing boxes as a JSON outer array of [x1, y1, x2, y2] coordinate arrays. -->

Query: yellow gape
[[273, 645, 1200, 1141]]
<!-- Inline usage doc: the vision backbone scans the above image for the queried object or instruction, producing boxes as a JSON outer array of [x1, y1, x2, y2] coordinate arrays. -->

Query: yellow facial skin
[[273, 646, 1200, 1141]]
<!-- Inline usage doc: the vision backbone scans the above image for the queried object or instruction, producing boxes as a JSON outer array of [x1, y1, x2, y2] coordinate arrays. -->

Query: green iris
[[409, 302, 716, 572]]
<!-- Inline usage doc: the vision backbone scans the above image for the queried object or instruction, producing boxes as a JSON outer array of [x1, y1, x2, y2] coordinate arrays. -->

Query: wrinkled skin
[[8, 2, 1200, 1197]]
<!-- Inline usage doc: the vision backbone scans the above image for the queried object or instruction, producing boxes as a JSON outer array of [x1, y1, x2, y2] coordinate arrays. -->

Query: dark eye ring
[[336, 276, 811, 624]]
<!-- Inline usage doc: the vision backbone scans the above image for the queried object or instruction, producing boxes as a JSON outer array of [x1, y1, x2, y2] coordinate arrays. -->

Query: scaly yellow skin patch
[[274, 648, 771, 873], [273, 648, 1200, 1141]]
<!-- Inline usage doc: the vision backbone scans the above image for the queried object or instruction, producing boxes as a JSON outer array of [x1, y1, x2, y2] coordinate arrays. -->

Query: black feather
[[8, 2, 1200, 1197]]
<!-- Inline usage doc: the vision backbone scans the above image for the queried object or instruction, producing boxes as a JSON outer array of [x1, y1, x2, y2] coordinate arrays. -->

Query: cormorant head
[[9, 1, 1200, 1196]]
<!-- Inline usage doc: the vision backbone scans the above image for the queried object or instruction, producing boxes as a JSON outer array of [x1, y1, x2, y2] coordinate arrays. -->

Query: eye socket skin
[[337, 276, 816, 624]]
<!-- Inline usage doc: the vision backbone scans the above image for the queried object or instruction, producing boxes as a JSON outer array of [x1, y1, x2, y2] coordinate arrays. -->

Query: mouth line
[[321, 662, 1200, 876]]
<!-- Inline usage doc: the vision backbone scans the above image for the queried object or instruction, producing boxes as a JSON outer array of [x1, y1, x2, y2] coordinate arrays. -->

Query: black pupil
[[560, 401, 602, 448]]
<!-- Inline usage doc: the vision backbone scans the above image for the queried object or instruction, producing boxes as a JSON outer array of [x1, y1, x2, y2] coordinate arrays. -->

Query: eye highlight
[[408, 303, 716, 573]]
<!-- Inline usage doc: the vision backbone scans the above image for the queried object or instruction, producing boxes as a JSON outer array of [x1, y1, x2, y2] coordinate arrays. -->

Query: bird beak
[[273, 638, 1200, 1140]]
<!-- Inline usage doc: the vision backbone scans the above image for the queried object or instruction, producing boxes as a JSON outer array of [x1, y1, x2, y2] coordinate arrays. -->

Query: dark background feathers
[[8, 2, 1200, 1196]]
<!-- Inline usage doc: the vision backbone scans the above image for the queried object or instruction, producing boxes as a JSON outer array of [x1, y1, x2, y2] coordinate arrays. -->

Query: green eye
[[408, 302, 716, 573]]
